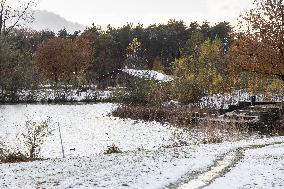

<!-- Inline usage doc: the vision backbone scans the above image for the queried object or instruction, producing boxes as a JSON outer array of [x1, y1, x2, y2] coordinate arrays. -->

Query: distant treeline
[[4, 20, 232, 75], [0, 0, 283, 103]]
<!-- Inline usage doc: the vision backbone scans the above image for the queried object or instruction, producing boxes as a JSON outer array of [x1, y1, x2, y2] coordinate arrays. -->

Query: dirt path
[[171, 142, 284, 189]]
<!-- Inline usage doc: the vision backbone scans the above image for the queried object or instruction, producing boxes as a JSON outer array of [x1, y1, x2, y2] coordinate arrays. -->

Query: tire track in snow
[[168, 141, 284, 189]]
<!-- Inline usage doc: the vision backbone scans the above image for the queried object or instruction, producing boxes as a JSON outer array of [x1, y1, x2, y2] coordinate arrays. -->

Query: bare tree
[[0, 0, 37, 35]]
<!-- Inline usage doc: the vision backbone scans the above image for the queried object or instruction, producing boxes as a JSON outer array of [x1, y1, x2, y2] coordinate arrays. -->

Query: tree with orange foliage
[[33, 37, 92, 85], [230, 0, 284, 82]]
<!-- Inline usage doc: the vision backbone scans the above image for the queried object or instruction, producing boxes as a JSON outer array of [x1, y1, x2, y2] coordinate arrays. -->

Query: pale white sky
[[37, 0, 254, 27]]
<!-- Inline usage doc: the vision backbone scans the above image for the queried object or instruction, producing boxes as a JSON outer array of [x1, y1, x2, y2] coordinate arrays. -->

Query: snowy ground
[[0, 103, 193, 158], [206, 142, 284, 189], [199, 90, 284, 109], [1, 103, 284, 189], [0, 137, 284, 189], [16, 88, 113, 102]]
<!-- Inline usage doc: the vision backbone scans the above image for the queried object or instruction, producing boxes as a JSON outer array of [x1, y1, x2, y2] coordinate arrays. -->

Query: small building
[[97, 68, 173, 89]]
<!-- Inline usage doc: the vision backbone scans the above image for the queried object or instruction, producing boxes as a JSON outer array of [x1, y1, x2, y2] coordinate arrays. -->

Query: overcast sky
[[37, 0, 254, 27]]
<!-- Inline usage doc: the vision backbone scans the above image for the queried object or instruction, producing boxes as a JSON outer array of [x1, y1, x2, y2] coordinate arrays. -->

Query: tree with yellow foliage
[[172, 38, 226, 103], [126, 37, 145, 68]]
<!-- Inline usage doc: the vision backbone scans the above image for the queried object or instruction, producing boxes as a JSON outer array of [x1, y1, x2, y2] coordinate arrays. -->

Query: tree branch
[[5, 1, 32, 34], [240, 66, 284, 81]]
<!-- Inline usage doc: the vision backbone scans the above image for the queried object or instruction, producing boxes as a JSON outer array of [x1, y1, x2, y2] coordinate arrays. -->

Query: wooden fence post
[[58, 123, 65, 158]]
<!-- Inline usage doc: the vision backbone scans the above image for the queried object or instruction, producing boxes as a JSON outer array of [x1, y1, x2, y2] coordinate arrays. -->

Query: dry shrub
[[196, 120, 250, 144], [0, 140, 31, 163], [104, 144, 122, 154], [19, 118, 53, 159], [0, 149, 30, 164], [112, 104, 218, 126], [0, 118, 53, 164], [272, 116, 284, 136]]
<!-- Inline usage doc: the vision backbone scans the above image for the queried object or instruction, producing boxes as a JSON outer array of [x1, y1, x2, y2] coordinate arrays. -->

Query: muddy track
[[167, 141, 284, 189]]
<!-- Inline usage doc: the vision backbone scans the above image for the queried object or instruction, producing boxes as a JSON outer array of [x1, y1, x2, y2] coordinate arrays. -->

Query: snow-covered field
[[1, 103, 284, 189], [0, 103, 192, 158]]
